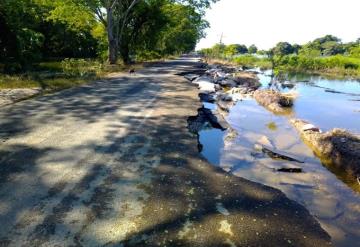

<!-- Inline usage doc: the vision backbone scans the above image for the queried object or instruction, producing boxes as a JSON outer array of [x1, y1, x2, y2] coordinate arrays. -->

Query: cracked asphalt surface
[[0, 57, 331, 246]]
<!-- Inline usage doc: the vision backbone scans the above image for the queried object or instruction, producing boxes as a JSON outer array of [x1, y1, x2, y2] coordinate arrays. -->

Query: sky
[[196, 0, 360, 50]]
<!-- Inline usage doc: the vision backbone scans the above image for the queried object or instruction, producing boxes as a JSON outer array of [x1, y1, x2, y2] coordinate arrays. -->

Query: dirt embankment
[[0, 88, 42, 107], [291, 119, 360, 178], [253, 89, 295, 115]]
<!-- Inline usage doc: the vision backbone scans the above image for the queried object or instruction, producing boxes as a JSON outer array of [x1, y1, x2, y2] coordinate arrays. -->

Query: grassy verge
[[202, 54, 360, 79], [274, 55, 360, 79], [233, 55, 272, 70], [0, 59, 136, 90]]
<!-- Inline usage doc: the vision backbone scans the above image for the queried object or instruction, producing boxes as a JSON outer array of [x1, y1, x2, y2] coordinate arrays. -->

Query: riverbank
[[202, 55, 360, 80], [182, 59, 360, 188], [180, 58, 360, 246]]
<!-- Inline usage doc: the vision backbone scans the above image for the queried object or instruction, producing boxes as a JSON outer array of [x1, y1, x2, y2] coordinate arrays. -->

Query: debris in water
[[219, 220, 233, 236], [302, 123, 321, 132], [178, 219, 193, 239], [216, 203, 230, 216], [277, 168, 303, 173], [267, 122, 278, 131], [255, 144, 305, 163]]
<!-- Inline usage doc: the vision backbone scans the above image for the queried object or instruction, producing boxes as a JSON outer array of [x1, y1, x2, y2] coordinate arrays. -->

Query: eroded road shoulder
[[0, 57, 331, 246]]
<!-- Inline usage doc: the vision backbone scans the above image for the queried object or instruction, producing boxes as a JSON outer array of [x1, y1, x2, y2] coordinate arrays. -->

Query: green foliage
[[274, 54, 360, 76], [61, 58, 101, 77], [321, 41, 344, 56], [200, 34, 360, 78], [136, 51, 162, 61], [272, 42, 295, 56], [1, 0, 215, 68], [199, 43, 248, 59], [248, 44, 258, 54], [43, 0, 96, 31], [17, 28, 45, 64], [350, 45, 360, 58], [233, 55, 272, 69], [224, 44, 240, 57]]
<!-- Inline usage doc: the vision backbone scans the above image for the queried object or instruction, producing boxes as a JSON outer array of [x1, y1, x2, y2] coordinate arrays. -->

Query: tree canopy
[[0, 0, 217, 69]]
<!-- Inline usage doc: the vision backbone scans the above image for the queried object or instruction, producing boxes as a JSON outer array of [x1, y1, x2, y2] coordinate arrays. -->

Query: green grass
[[0, 73, 88, 90], [203, 53, 360, 78], [232, 55, 272, 70], [0, 59, 130, 90], [274, 55, 360, 78]]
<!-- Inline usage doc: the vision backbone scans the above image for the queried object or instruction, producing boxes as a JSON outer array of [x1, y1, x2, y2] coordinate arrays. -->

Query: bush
[[233, 55, 272, 69], [61, 58, 101, 77], [135, 51, 162, 61], [275, 54, 360, 76]]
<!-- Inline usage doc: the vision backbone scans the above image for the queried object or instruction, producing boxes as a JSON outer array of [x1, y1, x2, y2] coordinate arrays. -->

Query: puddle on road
[[192, 73, 360, 247]]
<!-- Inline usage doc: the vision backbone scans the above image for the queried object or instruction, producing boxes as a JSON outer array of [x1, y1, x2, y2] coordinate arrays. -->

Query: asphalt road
[[0, 57, 331, 246]]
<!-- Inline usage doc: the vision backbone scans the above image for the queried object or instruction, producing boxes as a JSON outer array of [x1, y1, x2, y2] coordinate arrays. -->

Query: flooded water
[[197, 72, 360, 246]]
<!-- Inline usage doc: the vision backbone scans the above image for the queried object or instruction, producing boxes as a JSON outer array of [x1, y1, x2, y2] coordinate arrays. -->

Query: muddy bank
[[253, 89, 295, 115], [0, 88, 42, 107], [291, 119, 360, 178]]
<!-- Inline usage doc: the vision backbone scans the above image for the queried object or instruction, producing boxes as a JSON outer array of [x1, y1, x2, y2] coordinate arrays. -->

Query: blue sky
[[197, 0, 360, 50]]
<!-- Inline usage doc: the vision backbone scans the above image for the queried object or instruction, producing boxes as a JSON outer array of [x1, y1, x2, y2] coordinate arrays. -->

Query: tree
[[224, 44, 240, 57], [211, 43, 225, 57], [248, 44, 257, 54], [45, 0, 217, 64], [236, 44, 248, 54], [272, 42, 294, 56], [130, 1, 209, 60], [314, 35, 341, 44], [350, 45, 360, 58], [321, 41, 344, 56]]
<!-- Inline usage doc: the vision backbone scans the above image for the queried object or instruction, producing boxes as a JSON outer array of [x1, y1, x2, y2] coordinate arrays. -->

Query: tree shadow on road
[[0, 60, 332, 246]]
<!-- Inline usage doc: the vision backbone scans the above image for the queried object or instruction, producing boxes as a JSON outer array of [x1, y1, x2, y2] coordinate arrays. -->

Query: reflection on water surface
[[198, 72, 360, 247]]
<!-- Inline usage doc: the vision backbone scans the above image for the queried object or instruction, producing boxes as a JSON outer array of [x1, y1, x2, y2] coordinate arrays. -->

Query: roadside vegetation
[[199, 35, 360, 78], [0, 0, 217, 90]]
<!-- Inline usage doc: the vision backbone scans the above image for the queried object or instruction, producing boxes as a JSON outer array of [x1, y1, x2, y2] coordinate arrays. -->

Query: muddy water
[[198, 73, 360, 246]]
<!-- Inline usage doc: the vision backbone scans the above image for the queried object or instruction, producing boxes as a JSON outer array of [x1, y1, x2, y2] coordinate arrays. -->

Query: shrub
[[61, 58, 100, 77]]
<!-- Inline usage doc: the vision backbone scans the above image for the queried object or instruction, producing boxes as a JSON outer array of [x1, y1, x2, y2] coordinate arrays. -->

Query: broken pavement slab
[[291, 118, 360, 179]]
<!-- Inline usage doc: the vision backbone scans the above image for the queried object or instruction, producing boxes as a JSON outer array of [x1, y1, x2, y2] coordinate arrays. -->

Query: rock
[[217, 100, 234, 112], [253, 89, 295, 114], [214, 84, 222, 91], [291, 118, 360, 179], [219, 79, 237, 88], [199, 93, 216, 103], [215, 71, 227, 79], [228, 87, 255, 97], [193, 76, 216, 93], [184, 74, 199, 81], [282, 81, 295, 89], [233, 71, 261, 89], [302, 124, 321, 132], [193, 76, 213, 85], [187, 107, 228, 134], [224, 128, 238, 146], [217, 93, 233, 102], [257, 136, 273, 148], [198, 81, 215, 93]]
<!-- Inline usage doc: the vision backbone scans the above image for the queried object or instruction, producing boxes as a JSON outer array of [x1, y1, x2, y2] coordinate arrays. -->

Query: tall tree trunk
[[120, 44, 130, 64], [107, 7, 118, 64]]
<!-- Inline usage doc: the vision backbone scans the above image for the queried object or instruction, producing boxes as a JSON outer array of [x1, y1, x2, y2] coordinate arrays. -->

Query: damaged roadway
[[0, 56, 331, 246]]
